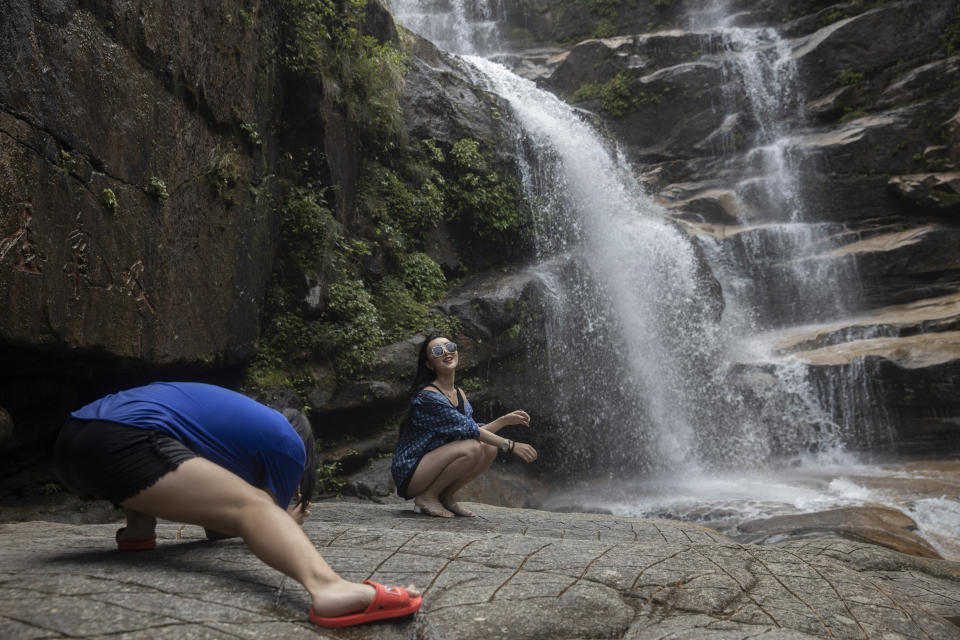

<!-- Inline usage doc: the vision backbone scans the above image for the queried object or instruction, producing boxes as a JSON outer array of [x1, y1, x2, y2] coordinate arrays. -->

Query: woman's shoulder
[[413, 387, 446, 404]]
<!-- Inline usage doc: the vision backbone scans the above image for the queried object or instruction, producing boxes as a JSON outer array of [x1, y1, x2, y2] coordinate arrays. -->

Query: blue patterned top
[[391, 389, 481, 497]]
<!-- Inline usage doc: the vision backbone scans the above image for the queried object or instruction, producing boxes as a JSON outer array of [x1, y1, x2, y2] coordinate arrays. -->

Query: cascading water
[[689, 1, 885, 455], [387, 0, 502, 55], [462, 56, 728, 472], [390, 0, 833, 473], [388, 0, 960, 557]]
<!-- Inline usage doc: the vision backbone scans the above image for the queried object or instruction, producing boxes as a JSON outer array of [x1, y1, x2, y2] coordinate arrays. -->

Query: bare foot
[[309, 580, 421, 618], [413, 497, 454, 518], [440, 501, 475, 517], [118, 509, 157, 542]]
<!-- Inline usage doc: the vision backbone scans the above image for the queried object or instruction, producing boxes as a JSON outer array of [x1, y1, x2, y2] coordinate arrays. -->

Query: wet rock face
[[0, 0, 280, 363], [0, 1, 284, 465], [502, 0, 960, 452]]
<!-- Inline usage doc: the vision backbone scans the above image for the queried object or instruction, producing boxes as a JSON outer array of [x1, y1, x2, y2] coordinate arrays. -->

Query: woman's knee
[[460, 438, 488, 461], [481, 442, 498, 462]]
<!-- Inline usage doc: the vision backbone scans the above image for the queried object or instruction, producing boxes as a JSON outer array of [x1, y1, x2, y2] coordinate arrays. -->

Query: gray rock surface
[[2, 502, 959, 639]]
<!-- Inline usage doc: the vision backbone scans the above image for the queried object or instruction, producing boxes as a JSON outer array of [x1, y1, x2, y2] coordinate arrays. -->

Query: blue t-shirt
[[71, 382, 306, 507]]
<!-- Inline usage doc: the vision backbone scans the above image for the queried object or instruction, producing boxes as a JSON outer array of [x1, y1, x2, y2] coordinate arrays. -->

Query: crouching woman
[[54, 381, 420, 628], [392, 335, 538, 518]]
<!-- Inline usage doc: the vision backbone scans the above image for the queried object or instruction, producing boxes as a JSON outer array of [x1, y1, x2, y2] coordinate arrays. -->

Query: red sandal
[[115, 527, 157, 551], [308, 580, 421, 628]]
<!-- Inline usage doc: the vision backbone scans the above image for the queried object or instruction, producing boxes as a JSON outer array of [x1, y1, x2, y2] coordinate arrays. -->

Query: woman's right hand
[[498, 410, 530, 427], [512, 442, 538, 463]]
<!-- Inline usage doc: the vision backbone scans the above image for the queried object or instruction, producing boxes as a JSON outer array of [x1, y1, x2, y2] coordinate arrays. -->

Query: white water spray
[[387, 0, 502, 55], [465, 56, 717, 469]]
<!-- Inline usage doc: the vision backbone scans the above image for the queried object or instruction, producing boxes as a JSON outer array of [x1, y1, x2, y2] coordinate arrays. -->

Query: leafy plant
[[835, 69, 864, 86], [572, 71, 638, 117], [102, 188, 119, 215], [148, 177, 169, 202]]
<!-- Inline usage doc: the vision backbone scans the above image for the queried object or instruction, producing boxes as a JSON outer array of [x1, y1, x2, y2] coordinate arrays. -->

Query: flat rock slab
[[1, 503, 959, 639]]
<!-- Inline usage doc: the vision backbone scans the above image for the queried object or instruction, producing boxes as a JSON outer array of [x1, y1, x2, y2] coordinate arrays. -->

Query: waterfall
[[390, 0, 857, 474], [464, 57, 732, 472], [689, 2, 886, 453]]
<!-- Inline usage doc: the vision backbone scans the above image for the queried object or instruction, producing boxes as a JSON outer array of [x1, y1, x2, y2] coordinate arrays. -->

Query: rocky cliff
[[491, 0, 960, 455], [0, 0, 528, 477], [0, 0, 285, 467], [3, 0, 960, 489]]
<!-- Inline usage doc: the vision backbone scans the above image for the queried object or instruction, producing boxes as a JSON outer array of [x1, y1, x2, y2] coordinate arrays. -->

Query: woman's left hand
[[287, 501, 311, 525], [512, 442, 538, 463]]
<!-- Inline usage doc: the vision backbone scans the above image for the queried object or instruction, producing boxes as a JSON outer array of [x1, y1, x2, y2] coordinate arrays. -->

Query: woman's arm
[[477, 411, 537, 463], [480, 410, 530, 434]]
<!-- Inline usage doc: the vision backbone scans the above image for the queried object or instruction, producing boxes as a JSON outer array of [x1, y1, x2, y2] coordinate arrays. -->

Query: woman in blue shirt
[[392, 336, 538, 517], [55, 382, 421, 628]]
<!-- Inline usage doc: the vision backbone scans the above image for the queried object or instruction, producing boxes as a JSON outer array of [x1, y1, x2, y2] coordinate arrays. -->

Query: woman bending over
[[54, 381, 421, 628], [391, 335, 537, 518]]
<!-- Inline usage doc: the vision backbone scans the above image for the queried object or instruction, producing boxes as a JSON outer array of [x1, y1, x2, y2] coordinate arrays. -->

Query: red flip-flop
[[308, 580, 422, 628], [115, 527, 157, 551]]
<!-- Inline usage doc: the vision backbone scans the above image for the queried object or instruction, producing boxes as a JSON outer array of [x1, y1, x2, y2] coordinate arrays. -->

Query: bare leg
[[407, 440, 487, 518], [439, 443, 497, 516], [122, 457, 418, 617], [117, 509, 157, 543]]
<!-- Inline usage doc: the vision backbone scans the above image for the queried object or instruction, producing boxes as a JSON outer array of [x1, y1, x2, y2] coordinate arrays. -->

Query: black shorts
[[54, 418, 197, 505]]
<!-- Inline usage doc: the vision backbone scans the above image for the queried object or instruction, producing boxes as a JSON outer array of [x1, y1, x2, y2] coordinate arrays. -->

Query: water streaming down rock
[[387, 0, 503, 55], [391, 1, 860, 474], [685, 2, 889, 452], [465, 56, 731, 472]]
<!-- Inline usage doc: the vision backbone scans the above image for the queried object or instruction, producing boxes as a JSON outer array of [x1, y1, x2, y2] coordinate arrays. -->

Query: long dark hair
[[398, 334, 444, 438], [411, 333, 443, 393], [283, 408, 317, 509]]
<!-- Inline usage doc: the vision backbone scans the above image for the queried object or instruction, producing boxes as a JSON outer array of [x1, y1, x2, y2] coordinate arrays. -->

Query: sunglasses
[[429, 342, 457, 358]]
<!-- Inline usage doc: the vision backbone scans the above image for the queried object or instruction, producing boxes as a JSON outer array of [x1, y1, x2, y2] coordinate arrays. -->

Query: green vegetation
[[458, 377, 482, 392], [586, 0, 622, 18], [446, 139, 524, 238], [240, 122, 262, 146], [58, 149, 73, 171], [238, 8, 255, 29], [148, 177, 169, 202], [102, 188, 119, 215], [835, 69, 864, 86], [592, 19, 618, 38], [572, 71, 639, 117], [315, 460, 346, 495], [944, 8, 960, 56], [208, 146, 242, 198], [283, 0, 408, 149], [245, 2, 528, 394]]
